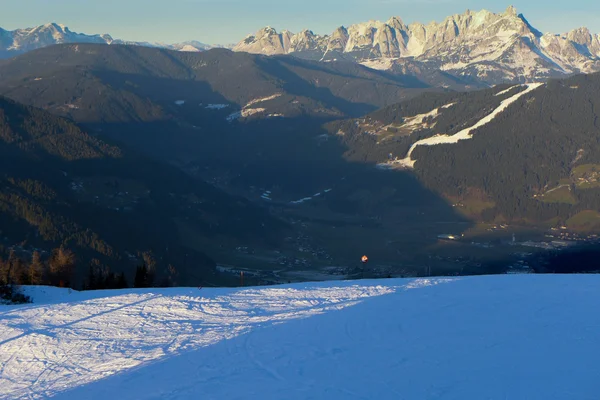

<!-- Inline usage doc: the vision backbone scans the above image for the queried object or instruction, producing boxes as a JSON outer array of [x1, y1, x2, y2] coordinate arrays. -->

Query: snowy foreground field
[[1, 275, 599, 399]]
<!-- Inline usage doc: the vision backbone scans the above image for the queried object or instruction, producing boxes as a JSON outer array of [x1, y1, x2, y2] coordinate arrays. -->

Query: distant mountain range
[[233, 6, 600, 86], [3, 7, 600, 86], [3, 6, 600, 87], [3, 37, 600, 279], [4, 41, 600, 233], [0, 22, 232, 58]]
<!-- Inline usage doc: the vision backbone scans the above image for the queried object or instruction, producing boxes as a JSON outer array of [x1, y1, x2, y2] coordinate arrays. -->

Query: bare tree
[[49, 247, 76, 287]]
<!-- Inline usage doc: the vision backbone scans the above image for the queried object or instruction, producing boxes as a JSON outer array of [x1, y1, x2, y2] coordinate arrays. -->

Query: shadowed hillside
[[0, 95, 290, 286], [0, 44, 452, 124]]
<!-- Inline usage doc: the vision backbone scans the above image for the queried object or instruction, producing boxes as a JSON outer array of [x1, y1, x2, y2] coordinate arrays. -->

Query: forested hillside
[[0, 44, 450, 124], [4, 42, 600, 278], [0, 96, 289, 287], [328, 73, 600, 230]]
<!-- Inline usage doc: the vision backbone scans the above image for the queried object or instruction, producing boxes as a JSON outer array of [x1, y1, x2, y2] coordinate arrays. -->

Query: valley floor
[[1, 276, 599, 399]]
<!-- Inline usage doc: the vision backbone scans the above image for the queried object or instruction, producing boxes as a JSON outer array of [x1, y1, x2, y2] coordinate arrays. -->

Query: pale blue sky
[[2, 0, 599, 45]]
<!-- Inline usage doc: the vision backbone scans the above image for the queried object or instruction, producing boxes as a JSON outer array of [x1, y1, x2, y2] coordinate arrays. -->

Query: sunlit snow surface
[[1, 275, 599, 399]]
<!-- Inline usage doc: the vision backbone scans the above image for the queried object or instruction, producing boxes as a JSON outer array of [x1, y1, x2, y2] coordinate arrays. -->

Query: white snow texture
[[1, 275, 599, 399]]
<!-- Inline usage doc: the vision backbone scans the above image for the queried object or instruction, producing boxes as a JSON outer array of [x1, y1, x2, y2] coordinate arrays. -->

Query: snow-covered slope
[[234, 6, 600, 86], [0, 23, 222, 58], [1, 276, 599, 399]]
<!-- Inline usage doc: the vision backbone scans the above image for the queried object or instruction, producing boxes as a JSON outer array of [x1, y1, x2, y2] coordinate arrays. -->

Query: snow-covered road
[[2, 275, 599, 399]]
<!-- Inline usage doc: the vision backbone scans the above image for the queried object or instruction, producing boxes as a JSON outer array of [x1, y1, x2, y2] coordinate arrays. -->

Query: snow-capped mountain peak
[[0, 23, 114, 54], [233, 7, 539, 59], [505, 4, 518, 16], [0, 23, 223, 58], [233, 7, 600, 86]]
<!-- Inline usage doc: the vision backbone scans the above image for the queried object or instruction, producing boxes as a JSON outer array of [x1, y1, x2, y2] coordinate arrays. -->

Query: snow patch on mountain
[[226, 94, 283, 122], [261, 190, 272, 201], [378, 102, 456, 139], [397, 107, 441, 132], [226, 108, 267, 121], [242, 108, 266, 117], [290, 189, 332, 205], [244, 94, 282, 108], [495, 85, 521, 96], [359, 58, 399, 70], [205, 104, 229, 109], [226, 112, 242, 122], [178, 44, 201, 52]]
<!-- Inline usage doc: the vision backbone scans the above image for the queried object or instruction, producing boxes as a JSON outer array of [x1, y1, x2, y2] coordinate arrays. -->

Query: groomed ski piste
[[390, 82, 545, 169], [1, 275, 599, 399]]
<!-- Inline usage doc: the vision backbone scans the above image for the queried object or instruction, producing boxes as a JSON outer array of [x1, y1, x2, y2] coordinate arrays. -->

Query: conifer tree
[[5, 250, 16, 284], [134, 263, 149, 288], [142, 252, 156, 287], [14, 258, 28, 285], [106, 272, 117, 289], [29, 251, 45, 285], [86, 264, 97, 290], [116, 272, 128, 289]]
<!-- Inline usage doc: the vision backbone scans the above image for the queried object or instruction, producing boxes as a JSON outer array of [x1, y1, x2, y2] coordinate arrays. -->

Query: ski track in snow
[[394, 82, 544, 168], [0, 282, 406, 399], [2, 275, 600, 399]]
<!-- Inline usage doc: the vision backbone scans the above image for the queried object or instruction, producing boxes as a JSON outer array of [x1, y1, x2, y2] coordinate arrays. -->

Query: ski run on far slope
[[384, 82, 545, 169]]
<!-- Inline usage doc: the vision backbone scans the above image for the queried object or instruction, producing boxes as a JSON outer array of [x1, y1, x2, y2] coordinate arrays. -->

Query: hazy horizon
[[2, 0, 599, 45]]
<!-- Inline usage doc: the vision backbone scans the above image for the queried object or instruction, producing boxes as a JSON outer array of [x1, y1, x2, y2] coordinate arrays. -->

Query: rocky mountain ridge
[[233, 6, 600, 85], [5, 7, 599, 86]]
